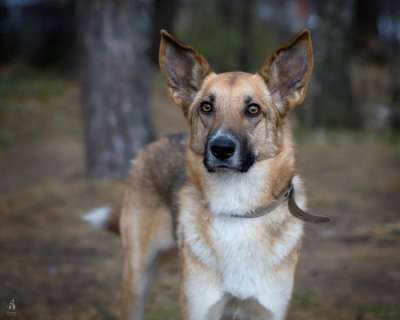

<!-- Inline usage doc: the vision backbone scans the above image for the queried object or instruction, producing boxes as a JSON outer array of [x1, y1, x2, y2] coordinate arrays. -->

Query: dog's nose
[[210, 136, 236, 160]]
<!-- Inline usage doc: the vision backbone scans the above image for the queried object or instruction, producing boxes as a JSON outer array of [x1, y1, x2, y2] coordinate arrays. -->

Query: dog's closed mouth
[[207, 166, 238, 173], [205, 163, 249, 173]]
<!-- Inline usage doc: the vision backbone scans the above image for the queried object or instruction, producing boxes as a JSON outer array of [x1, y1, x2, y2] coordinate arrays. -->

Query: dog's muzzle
[[204, 130, 255, 173]]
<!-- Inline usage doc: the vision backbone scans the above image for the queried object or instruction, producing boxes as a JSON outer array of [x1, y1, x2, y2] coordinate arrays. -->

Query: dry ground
[[0, 67, 399, 320]]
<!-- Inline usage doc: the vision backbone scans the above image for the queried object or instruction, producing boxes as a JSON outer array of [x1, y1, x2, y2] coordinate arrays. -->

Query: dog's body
[[118, 131, 305, 320], [85, 30, 316, 320]]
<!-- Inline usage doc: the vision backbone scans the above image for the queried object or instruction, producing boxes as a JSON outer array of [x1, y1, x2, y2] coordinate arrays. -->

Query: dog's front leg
[[180, 246, 226, 320], [120, 202, 175, 320], [120, 216, 155, 320], [256, 275, 295, 320]]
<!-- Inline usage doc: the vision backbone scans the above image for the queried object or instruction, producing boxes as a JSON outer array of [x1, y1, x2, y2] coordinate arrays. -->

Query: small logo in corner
[[5, 298, 16, 317]]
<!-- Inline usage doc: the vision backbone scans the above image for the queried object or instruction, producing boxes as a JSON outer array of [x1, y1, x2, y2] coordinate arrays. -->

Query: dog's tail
[[82, 206, 120, 235]]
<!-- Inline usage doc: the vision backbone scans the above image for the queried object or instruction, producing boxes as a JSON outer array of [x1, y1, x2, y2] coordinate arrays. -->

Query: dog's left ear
[[159, 30, 211, 116], [259, 29, 313, 115]]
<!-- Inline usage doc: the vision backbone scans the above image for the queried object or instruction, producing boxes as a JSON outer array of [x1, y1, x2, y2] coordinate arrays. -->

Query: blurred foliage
[[0, 63, 80, 148], [300, 0, 355, 128], [1, 0, 400, 131], [356, 304, 398, 320], [295, 126, 400, 145], [177, 0, 275, 72], [292, 290, 321, 310]]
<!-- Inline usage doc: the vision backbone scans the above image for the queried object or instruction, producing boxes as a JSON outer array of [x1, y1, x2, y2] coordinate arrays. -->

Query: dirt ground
[[1, 68, 399, 320]]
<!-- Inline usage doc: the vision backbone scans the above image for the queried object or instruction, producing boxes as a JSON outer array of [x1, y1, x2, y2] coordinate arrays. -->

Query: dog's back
[[127, 133, 187, 218], [84, 133, 187, 237]]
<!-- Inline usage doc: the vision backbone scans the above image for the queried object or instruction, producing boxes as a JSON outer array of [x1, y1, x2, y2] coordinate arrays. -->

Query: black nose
[[210, 136, 236, 160]]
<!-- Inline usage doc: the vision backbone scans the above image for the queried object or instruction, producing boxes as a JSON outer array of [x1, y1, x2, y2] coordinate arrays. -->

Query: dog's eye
[[246, 103, 261, 116], [200, 102, 213, 114]]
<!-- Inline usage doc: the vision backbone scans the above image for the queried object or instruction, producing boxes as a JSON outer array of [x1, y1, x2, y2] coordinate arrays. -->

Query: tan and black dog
[[84, 29, 328, 320]]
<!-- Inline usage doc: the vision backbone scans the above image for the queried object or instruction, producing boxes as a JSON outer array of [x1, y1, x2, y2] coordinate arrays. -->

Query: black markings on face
[[244, 95, 253, 104]]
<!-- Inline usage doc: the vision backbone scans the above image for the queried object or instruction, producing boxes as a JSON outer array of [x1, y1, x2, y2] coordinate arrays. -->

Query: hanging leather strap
[[228, 184, 330, 223]]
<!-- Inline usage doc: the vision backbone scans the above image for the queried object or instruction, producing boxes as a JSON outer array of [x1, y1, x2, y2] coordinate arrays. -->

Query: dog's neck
[[186, 133, 296, 217]]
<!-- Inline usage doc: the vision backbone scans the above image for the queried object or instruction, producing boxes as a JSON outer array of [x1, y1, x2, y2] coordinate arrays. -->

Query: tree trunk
[[307, 0, 354, 127], [148, 0, 179, 66], [237, 0, 255, 71], [351, 0, 392, 131], [79, 0, 154, 179]]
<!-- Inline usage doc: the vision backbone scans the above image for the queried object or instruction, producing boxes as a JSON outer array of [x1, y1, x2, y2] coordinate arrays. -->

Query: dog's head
[[159, 30, 313, 173]]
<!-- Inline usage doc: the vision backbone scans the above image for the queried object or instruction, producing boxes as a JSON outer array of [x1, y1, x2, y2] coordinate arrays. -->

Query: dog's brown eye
[[200, 102, 213, 114], [246, 103, 261, 116]]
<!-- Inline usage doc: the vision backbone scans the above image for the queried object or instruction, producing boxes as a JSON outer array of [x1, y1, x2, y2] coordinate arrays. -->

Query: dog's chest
[[210, 216, 301, 299], [211, 219, 272, 298]]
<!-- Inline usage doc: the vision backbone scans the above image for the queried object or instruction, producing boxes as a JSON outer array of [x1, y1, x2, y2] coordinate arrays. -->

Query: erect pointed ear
[[258, 29, 313, 115], [159, 30, 211, 116]]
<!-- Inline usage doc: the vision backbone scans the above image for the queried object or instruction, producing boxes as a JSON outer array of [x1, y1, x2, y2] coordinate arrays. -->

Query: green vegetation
[[292, 290, 321, 310], [177, 0, 275, 72], [0, 64, 79, 148], [356, 304, 398, 320]]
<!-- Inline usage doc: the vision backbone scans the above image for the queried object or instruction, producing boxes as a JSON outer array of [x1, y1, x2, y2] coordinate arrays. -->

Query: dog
[[84, 29, 329, 320]]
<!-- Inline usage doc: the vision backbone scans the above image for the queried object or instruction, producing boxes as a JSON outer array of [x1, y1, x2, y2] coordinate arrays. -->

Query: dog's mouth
[[203, 153, 255, 173], [204, 163, 244, 173]]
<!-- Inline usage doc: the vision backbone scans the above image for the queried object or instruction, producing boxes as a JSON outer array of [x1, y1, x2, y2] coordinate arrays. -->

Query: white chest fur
[[210, 212, 303, 299], [203, 161, 270, 216]]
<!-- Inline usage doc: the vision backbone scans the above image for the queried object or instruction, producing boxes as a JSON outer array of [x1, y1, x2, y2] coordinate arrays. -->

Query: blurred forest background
[[0, 0, 400, 320]]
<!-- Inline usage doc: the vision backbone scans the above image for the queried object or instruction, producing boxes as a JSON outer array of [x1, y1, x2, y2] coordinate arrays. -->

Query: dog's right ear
[[159, 30, 211, 116]]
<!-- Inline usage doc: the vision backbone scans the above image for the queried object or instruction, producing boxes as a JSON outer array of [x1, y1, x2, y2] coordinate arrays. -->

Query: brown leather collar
[[229, 184, 330, 223]]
